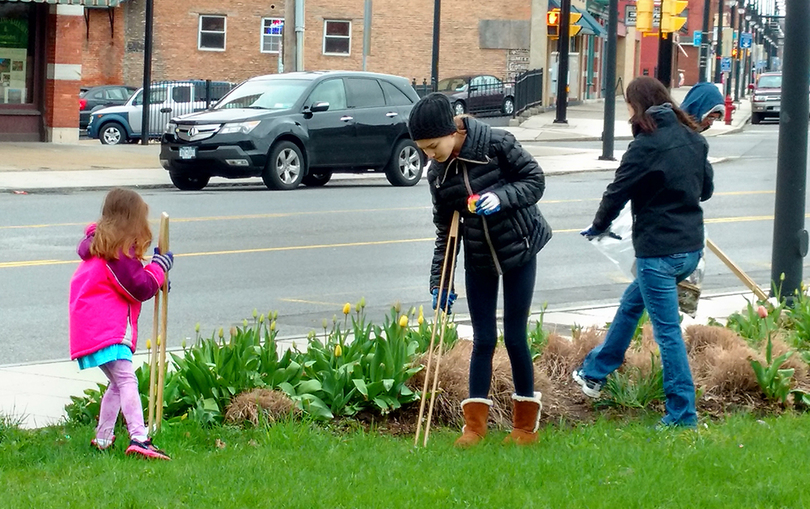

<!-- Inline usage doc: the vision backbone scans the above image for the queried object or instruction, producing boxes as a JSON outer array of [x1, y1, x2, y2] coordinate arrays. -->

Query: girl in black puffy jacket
[[408, 93, 552, 447]]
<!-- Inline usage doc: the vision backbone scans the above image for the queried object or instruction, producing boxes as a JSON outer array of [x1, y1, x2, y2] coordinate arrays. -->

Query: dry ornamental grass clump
[[224, 389, 297, 426]]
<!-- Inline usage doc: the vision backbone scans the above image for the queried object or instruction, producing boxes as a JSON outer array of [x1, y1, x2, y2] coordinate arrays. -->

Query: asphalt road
[[1, 121, 803, 365]]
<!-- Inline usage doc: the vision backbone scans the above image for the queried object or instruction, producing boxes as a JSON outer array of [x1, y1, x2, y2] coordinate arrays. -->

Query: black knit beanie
[[408, 92, 457, 141]]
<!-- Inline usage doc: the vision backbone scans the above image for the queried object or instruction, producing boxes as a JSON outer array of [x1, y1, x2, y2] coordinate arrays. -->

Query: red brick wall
[[45, 9, 83, 130], [81, 8, 126, 86], [304, 0, 531, 83]]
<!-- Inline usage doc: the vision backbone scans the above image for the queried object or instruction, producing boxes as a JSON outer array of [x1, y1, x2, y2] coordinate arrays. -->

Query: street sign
[[721, 57, 732, 73], [693, 31, 702, 46], [740, 32, 753, 49]]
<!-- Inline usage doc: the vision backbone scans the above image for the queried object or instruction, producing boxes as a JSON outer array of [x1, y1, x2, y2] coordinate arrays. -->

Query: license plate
[[179, 146, 196, 160]]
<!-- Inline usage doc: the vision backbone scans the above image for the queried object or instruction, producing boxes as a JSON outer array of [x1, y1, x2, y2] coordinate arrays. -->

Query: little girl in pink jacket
[[69, 188, 173, 460]]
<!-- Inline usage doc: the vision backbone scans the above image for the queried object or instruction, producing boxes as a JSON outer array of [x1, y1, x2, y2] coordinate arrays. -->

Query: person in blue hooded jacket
[[680, 82, 725, 132], [576, 76, 714, 429]]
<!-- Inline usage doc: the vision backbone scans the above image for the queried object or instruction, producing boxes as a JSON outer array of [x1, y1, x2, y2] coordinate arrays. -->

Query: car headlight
[[219, 120, 261, 135], [165, 121, 177, 134], [753, 95, 767, 102]]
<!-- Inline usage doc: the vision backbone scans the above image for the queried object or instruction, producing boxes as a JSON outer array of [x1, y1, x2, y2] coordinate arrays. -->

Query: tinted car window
[[92, 90, 104, 99], [437, 77, 467, 92], [346, 78, 385, 108], [105, 88, 128, 101], [308, 79, 347, 110], [172, 87, 192, 103], [381, 80, 413, 106], [215, 79, 309, 110]]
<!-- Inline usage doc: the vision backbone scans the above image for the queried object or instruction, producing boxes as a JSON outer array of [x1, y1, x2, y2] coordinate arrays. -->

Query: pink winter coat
[[69, 224, 166, 360]]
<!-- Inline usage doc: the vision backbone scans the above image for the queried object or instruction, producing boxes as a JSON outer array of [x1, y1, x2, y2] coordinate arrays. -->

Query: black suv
[[160, 71, 424, 190]]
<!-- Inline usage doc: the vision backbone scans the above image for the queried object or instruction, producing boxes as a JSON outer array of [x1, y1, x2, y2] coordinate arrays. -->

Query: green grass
[[2, 413, 809, 508]]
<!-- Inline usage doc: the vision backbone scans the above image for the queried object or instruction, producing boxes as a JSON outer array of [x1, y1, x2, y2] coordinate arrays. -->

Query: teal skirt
[[77, 344, 133, 370]]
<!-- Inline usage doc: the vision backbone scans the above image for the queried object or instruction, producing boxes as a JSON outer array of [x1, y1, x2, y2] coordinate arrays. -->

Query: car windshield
[[215, 79, 310, 110], [437, 78, 468, 92], [757, 75, 782, 88]]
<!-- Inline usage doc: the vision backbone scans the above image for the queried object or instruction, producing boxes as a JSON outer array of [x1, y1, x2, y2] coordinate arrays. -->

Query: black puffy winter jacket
[[428, 117, 552, 290], [592, 104, 714, 258]]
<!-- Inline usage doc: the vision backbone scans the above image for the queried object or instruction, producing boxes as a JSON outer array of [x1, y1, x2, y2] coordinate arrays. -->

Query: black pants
[[466, 256, 536, 399]]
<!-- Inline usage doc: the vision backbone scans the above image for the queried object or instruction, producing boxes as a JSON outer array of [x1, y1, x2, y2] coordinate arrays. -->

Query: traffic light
[[546, 8, 583, 39], [661, 0, 688, 34], [547, 9, 559, 38], [731, 47, 738, 58], [636, 0, 655, 33]]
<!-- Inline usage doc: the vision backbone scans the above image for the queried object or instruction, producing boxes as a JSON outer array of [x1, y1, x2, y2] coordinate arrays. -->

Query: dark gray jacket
[[592, 104, 714, 258], [428, 117, 552, 290]]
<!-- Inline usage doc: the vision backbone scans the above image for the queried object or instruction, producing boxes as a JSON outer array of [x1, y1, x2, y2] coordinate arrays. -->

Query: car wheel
[[302, 170, 333, 187], [169, 169, 210, 191], [502, 96, 515, 116], [453, 101, 466, 116], [751, 112, 761, 124], [99, 122, 126, 145], [385, 139, 423, 187], [263, 141, 304, 190]]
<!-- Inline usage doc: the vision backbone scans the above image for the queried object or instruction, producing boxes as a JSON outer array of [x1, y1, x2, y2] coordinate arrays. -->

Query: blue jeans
[[581, 250, 702, 427]]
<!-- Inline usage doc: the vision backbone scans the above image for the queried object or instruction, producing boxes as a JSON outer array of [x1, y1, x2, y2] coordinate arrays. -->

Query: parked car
[[435, 75, 515, 116], [159, 71, 424, 191], [750, 72, 781, 124], [79, 85, 137, 130], [86, 80, 233, 144]]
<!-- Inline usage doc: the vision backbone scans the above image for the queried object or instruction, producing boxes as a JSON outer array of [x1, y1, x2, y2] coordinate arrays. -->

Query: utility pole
[[714, 0, 725, 82], [600, 0, 618, 161], [554, 0, 572, 124], [734, 1, 743, 101], [430, 0, 441, 91], [140, 0, 154, 145], [771, 0, 810, 300], [362, 0, 372, 71], [657, 31, 674, 88], [699, 0, 712, 82], [727, 2, 736, 97]]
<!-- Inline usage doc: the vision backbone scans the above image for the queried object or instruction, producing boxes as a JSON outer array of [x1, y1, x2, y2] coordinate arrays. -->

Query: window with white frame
[[198, 15, 226, 51], [261, 18, 284, 53], [323, 20, 351, 55]]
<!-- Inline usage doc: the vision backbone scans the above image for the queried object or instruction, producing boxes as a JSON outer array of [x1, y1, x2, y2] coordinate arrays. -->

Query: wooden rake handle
[[149, 213, 170, 433], [705, 238, 768, 302]]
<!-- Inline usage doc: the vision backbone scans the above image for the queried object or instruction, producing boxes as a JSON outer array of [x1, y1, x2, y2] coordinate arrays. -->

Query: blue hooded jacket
[[680, 82, 725, 122]]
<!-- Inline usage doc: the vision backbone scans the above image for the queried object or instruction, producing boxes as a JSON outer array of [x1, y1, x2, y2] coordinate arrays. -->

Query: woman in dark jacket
[[575, 76, 714, 428], [408, 93, 552, 446]]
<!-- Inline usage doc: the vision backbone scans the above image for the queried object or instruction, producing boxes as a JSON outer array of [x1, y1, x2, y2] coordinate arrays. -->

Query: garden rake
[[147, 212, 170, 434], [414, 211, 460, 447]]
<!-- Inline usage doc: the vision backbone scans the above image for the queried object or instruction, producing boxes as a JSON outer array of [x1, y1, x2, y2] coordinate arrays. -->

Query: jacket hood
[[457, 116, 491, 163], [680, 82, 725, 121]]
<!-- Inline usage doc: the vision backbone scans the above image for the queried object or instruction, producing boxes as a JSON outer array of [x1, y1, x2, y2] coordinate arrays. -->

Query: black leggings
[[466, 256, 536, 399]]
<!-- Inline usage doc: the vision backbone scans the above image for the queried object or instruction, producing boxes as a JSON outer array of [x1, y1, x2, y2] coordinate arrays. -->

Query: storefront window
[[0, 4, 35, 105]]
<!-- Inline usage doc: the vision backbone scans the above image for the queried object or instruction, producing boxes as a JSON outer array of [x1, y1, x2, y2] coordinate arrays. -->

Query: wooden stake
[[706, 238, 768, 301], [414, 211, 460, 447], [155, 213, 170, 431]]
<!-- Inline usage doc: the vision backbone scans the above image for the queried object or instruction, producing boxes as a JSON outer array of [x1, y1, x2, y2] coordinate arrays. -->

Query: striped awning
[[1, 0, 126, 6]]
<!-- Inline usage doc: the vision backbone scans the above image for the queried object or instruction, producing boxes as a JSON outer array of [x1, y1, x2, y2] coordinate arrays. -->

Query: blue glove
[[151, 247, 174, 272], [431, 288, 458, 314], [475, 192, 501, 215]]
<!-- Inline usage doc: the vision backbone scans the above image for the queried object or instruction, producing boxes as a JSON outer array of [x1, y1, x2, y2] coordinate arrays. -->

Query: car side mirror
[[310, 101, 330, 113]]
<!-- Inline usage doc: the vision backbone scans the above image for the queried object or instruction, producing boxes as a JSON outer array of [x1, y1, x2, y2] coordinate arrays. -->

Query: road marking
[[279, 298, 344, 306], [0, 190, 777, 230]]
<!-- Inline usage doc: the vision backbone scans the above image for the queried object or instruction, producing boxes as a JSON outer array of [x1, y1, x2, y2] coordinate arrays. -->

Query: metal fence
[[513, 69, 543, 117], [143, 80, 236, 136], [411, 77, 517, 117]]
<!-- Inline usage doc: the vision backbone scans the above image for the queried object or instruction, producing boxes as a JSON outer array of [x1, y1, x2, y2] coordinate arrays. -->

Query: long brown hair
[[626, 76, 698, 134], [90, 188, 152, 261]]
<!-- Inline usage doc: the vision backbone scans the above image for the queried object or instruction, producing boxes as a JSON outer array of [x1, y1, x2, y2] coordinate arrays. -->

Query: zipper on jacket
[[462, 162, 503, 275]]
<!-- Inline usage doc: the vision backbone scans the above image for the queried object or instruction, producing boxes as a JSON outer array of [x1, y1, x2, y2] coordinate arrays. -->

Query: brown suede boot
[[454, 398, 492, 448], [503, 392, 542, 445]]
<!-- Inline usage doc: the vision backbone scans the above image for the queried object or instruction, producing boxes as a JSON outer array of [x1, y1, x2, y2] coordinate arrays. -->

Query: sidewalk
[[0, 88, 751, 193], [0, 291, 756, 429]]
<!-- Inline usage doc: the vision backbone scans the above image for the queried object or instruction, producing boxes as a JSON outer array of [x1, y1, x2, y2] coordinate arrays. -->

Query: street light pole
[[430, 0, 441, 91], [714, 0, 725, 83], [699, 0, 712, 82], [734, 2, 744, 101], [600, 0, 618, 161], [771, 0, 810, 300], [140, 0, 154, 145], [554, 0, 572, 124]]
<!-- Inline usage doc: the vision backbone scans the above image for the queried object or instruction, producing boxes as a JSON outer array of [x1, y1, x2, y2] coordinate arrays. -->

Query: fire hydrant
[[724, 95, 735, 126]]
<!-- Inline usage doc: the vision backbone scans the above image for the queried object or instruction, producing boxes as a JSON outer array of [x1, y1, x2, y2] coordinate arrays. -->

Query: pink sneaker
[[125, 438, 171, 460], [90, 436, 115, 451]]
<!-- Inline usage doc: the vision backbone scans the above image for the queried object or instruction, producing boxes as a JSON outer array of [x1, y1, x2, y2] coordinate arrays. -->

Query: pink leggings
[[96, 360, 147, 442]]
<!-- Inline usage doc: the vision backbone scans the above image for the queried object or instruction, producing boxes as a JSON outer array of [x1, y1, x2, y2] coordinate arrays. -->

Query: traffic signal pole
[[599, 0, 618, 161], [713, 0, 725, 83], [656, 32, 673, 88], [699, 0, 711, 82], [770, 0, 810, 301], [553, 0, 572, 124]]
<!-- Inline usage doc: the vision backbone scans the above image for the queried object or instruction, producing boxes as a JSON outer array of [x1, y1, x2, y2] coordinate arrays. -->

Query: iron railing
[[513, 68, 543, 117]]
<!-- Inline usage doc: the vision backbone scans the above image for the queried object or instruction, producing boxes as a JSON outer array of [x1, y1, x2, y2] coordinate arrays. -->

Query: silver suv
[[750, 73, 781, 125]]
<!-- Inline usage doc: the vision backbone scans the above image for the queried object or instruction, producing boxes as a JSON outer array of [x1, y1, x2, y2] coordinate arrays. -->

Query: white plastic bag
[[589, 205, 636, 279]]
